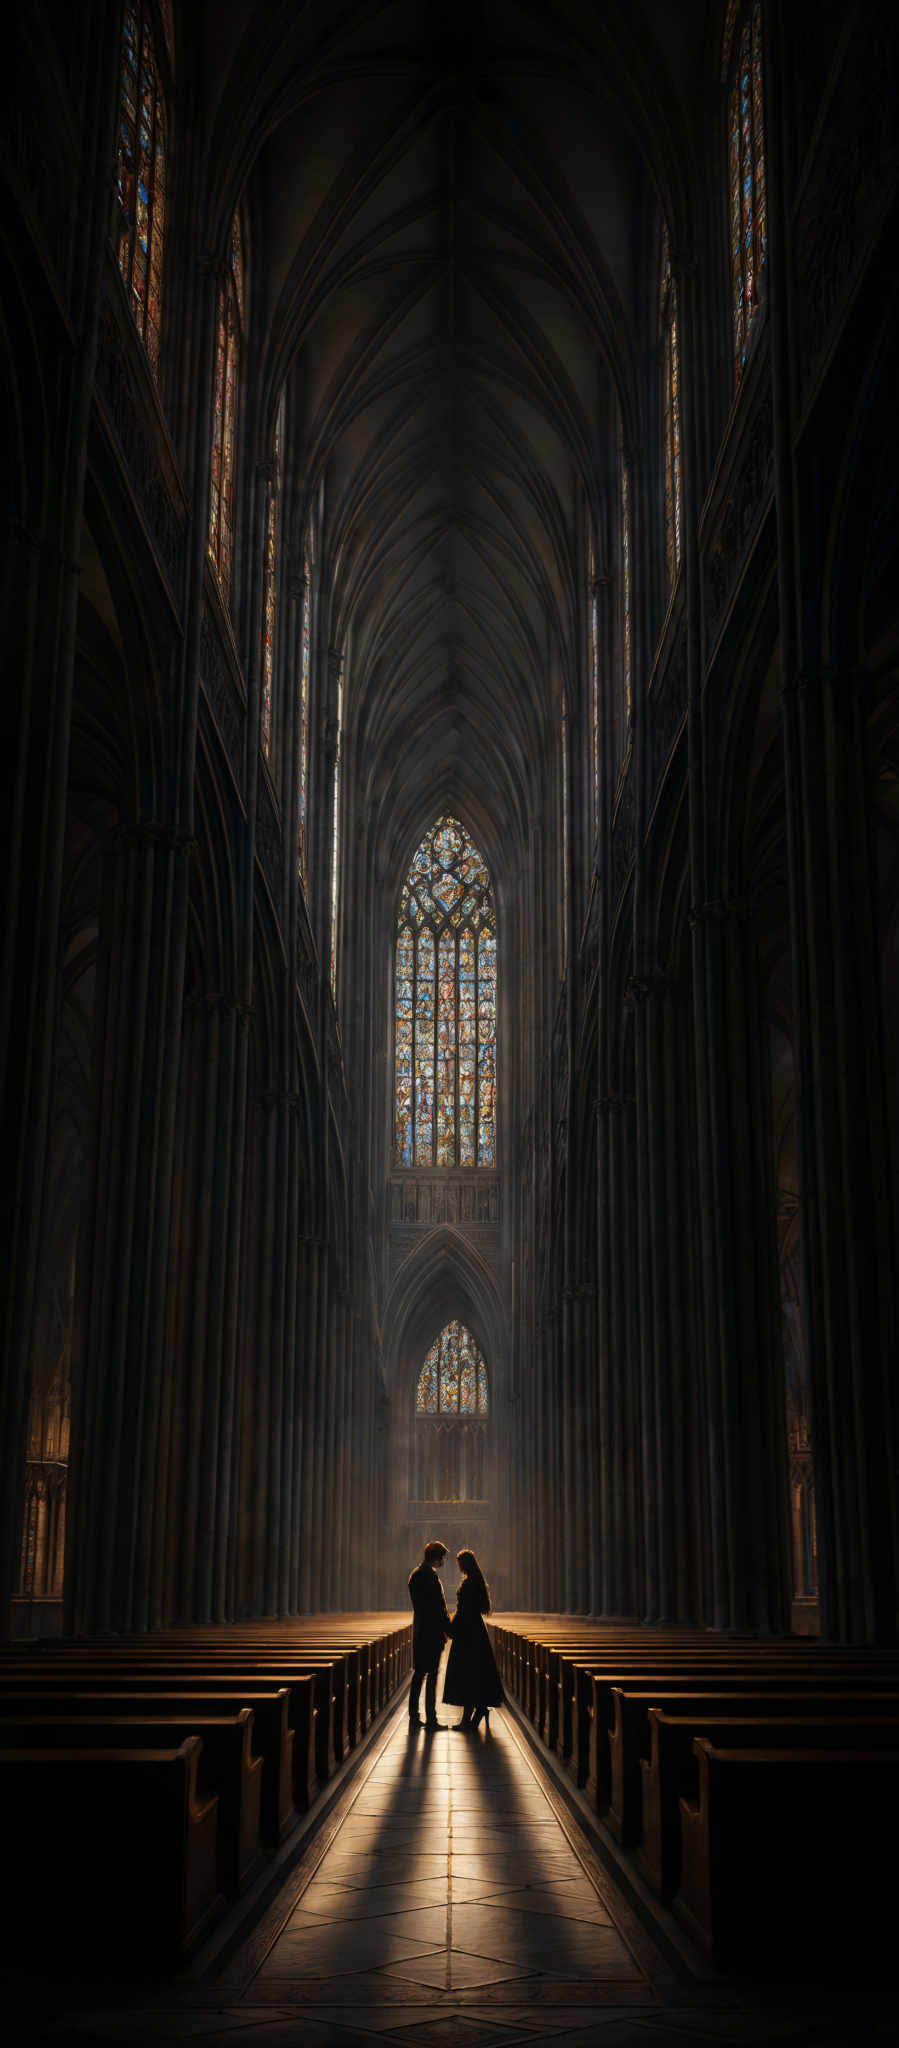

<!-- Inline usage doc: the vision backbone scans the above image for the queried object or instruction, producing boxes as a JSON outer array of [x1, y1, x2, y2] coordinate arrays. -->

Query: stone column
[[66, 826, 190, 1633], [782, 669, 898, 1640], [247, 1086, 302, 1617], [690, 896, 788, 1633], [160, 990, 250, 1623]]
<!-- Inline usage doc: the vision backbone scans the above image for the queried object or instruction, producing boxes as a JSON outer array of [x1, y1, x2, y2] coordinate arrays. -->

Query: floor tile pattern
[[42, 1699, 899, 2045]]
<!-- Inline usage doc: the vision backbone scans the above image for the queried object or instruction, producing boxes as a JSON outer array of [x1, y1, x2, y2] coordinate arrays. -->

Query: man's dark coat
[[408, 1560, 450, 1670]]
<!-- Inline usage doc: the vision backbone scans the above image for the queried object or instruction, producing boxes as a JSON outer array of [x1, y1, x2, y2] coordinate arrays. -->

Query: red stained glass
[[116, 4, 166, 378], [727, 2, 766, 384], [660, 226, 682, 598], [298, 561, 311, 885], [208, 213, 243, 605]]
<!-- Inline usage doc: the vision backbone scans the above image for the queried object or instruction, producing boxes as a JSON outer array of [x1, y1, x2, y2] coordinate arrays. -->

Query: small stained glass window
[[330, 655, 343, 998], [208, 212, 244, 605], [298, 555, 311, 886], [260, 392, 284, 761], [660, 224, 682, 599], [116, 3, 167, 377], [395, 817, 496, 1168], [589, 535, 599, 833], [416, 1322, 489, 1415], [726, 1, 767, 384]]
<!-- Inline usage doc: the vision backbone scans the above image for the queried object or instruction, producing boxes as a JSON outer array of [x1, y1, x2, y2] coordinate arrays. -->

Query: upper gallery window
[[298, 552, 311, 887], [395, 817, 496, 1170], [618, 439, 632, 765], [116, 2, 168, 376], [660, 223, 682, 599], [208, 211, 244, 605], [589, 534, 599, 834], [724, 0, 767, 383], [260, 391, 284, 760]]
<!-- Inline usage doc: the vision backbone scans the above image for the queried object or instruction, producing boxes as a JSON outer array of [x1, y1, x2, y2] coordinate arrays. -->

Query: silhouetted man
[[408, 1539, 451, 1727]]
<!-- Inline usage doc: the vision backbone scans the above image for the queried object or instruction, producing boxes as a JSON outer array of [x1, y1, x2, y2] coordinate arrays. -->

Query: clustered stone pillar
[[161, 990, 250, 1624], [67, 828, 191, 1634], [783, 670, 898, 1641]]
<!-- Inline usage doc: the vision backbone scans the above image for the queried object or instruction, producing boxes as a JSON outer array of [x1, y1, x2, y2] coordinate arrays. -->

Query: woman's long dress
[[442, 1577, 505, 1707]]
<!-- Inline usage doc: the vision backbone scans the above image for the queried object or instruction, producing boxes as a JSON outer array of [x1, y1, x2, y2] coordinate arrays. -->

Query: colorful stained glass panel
[[116, 4, 166, 377], [395, 819, 495, 1167], [415, 1321, 489, 1415]]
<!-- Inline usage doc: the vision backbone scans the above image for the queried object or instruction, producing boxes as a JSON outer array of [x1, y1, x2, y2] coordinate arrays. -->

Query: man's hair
[[423, 1539, 447, 1563]]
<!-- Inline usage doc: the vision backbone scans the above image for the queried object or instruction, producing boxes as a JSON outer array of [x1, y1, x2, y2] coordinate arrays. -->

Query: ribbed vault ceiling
[[202, 1, 706, 852]]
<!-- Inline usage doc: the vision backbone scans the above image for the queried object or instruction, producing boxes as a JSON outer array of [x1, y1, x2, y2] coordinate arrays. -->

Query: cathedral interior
[[2, 2, 899, 2042]]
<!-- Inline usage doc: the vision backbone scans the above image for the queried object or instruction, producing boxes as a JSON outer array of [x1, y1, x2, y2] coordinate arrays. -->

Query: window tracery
[[724, 0, 767, 383], [660, 224, 682, 598], [395, 818, 496, 1169], [413, 1321, 489, 1502], [116, 2, 167, 377], [208, 212, 244, 605], [415, 1320, 489, 1415]]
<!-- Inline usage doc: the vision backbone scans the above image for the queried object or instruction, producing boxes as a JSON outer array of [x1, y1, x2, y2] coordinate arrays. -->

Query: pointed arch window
[[208, 212, 244, 606], [260, 392, 284, 760], [298, 552, 311, 886], [116, 2, 168, 376], [619, 437, 632, 762], [589, 534, 599, 836], [724, 0, 767, 384], [660, 225, 682, 599], [416, 1322, 489, 1414], [413, 1322, 488, 1501], [395, 818, 496, 1170], [330, 654, 344, 999]]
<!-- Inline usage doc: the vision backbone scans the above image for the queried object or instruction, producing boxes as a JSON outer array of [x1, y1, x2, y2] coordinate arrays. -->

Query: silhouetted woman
[[442, 1549, 505, 1729]]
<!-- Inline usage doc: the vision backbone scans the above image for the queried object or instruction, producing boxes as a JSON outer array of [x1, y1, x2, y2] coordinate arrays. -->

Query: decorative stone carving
[[387, 1175, 501, 1228], [95, 301, 184, 599], [704, 383, 773, 653], [200, 600, 245, 791]]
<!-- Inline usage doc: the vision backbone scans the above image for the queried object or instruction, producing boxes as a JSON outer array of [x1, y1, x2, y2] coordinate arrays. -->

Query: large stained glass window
[[416, 1322, 489, 1415], [208, 212, 244, 606], [660, 224, 682, 599], [298, 555, 311, 885], [116, 2, 167, 376], [725, 0, 766, 384], [395, 817, 496, 1169], [260, 392, 284, 761]]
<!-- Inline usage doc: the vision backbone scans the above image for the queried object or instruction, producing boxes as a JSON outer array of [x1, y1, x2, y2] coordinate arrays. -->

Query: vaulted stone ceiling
[[201, 0, 707, 863]]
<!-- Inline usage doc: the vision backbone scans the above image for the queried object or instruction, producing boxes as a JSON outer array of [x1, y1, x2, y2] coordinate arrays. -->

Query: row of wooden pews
[[488, 1615, 899, 1969], [0, 1613, 411, 1973]]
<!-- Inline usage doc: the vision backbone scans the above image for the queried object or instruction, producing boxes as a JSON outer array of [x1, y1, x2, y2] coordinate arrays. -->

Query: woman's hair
[[456, 1548, 491, 1613]]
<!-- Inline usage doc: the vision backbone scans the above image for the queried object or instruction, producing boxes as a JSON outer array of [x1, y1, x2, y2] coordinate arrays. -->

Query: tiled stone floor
[[38, 1699, 899, 2046]]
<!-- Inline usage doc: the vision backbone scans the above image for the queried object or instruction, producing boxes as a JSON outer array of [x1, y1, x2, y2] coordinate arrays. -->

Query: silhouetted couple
[[407, 1539, 504, 1730]]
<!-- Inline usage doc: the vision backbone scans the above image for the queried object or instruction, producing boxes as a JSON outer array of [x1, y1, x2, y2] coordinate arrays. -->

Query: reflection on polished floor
[[56, 1700, 897, 2046]]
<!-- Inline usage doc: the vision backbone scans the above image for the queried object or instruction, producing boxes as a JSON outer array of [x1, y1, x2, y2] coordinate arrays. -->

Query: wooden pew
[[0, 1683, 294, 1845], [0, 1662, 321, 1812], [0, 1739, 221, 1968], [605, 1673, 899, 1841], [674, 1742, 899, 1968], [0, 1710, 264, 1895], [641, 1702, 899, 1895]]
